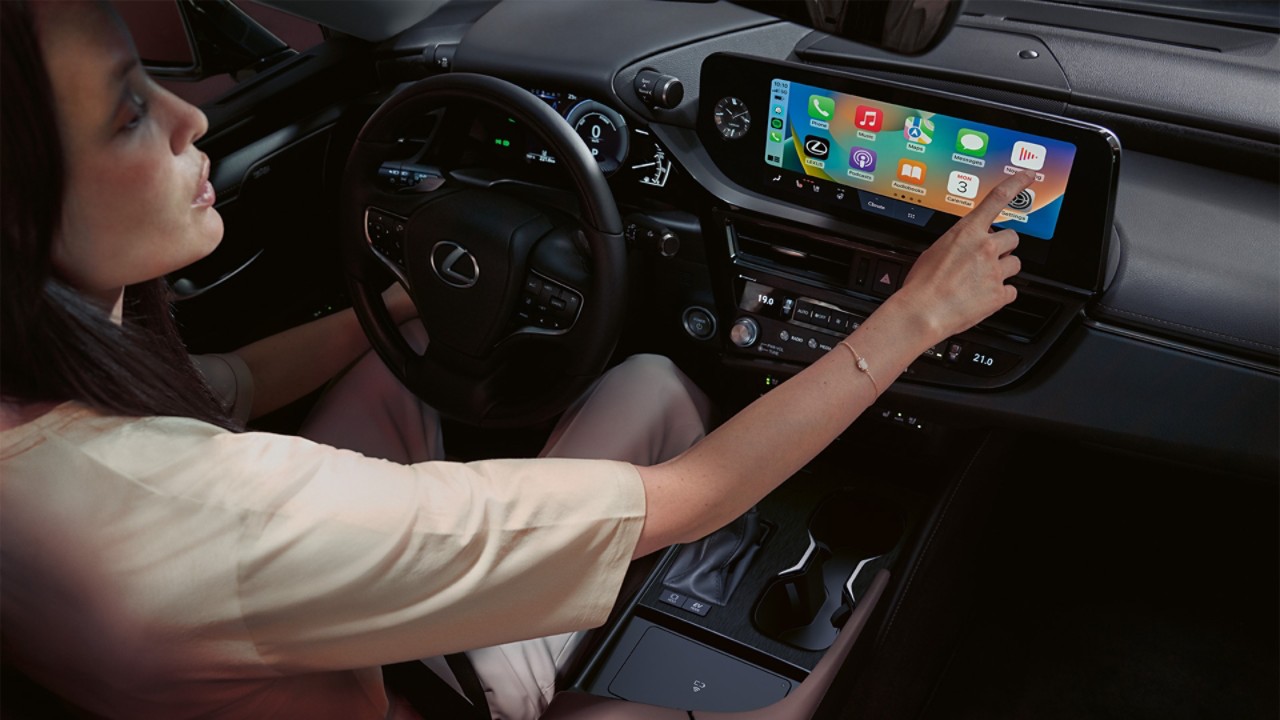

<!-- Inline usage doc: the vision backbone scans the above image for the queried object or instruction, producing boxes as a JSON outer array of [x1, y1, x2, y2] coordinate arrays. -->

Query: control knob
[[634, 70, 684, 110], [729, 317, 760, 348]]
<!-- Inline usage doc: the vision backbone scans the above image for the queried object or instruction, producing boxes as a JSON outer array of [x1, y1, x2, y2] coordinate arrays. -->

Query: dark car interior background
[[8, 1, 1277, 718]]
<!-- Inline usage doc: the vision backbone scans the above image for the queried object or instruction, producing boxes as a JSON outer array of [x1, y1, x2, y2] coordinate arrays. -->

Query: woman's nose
[[168, 88, 209, 154]]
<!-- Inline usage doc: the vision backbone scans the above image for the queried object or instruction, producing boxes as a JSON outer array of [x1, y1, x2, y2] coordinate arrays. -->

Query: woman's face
[[35, 2, 222, 306]]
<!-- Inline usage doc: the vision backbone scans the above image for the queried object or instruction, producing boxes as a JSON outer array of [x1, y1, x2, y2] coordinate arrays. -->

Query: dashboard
[[408, 0, 1276, 474], [156, 0, 1278, 716]]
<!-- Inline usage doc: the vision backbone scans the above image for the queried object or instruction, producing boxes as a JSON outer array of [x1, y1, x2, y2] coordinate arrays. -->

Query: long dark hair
[[1, 1, 234, 430]]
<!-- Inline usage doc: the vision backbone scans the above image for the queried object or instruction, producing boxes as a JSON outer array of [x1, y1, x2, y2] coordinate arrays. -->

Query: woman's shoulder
[[0, 401, 236, 464], [0, 399, 64, 431]]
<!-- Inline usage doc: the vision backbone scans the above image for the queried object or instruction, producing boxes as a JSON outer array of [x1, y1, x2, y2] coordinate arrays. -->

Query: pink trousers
[[299, 324, 713, 719]]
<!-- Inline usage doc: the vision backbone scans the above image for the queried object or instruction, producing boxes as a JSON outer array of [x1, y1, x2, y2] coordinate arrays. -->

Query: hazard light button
[[871, 260, 903, 297]]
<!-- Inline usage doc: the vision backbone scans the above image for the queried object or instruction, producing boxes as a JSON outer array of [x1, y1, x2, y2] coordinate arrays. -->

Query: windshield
[[1046, 0, 1280, 30]]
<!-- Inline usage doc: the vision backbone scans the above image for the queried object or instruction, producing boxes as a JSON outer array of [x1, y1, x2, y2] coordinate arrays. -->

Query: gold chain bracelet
[[838, 340, 880, 396]]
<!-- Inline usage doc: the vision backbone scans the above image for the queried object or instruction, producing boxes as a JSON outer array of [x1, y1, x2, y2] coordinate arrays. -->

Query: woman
[[0, 2, 1031, 718]]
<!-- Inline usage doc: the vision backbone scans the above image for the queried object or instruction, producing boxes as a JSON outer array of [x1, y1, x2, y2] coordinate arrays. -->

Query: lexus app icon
[[803, 135, 830, 160]]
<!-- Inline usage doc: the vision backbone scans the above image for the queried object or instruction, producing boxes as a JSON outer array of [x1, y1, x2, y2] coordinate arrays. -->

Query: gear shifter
[[662, 508, 769, 605]]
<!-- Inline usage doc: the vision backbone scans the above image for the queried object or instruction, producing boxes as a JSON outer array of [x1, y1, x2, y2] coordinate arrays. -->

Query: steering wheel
[[340, 74, 626, 428]]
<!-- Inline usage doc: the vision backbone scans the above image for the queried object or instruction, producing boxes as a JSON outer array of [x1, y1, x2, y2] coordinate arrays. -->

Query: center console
[[555, 54, 1121, 716]]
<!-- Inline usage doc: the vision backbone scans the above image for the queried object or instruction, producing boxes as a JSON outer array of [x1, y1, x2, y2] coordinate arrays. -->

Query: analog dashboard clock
[[713, 96, 751, 140]]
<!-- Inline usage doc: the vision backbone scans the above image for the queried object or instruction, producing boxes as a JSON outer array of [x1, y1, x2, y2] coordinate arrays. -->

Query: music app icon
[[854, 105, 883, 133]]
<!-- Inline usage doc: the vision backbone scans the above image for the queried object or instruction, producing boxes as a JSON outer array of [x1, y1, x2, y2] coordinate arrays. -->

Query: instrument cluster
[[475, 87, 676, 190]]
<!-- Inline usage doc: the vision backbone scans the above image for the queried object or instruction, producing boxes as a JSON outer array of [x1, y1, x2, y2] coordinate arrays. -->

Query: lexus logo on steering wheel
[[430, 241, 480, 288]]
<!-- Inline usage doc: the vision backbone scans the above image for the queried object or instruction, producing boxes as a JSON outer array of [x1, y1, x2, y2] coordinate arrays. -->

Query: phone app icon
[[897, 159, 927, 184], [955, 129, 989, 157], [1011, 141, 1047, 170], [854, 105, 882, 132], [770, 117, 783, 130], [1008, 188, 1036, 211], [769, 130, 783, 143], [947, 170, 980, 199], [803, 135, 830, 160], [808, 95, 835, 121], [903, 116, 934, 145], [849, 146, 877, 172]]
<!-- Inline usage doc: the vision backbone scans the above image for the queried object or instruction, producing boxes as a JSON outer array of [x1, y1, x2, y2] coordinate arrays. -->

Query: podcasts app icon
[[849, 146, 877, 173]]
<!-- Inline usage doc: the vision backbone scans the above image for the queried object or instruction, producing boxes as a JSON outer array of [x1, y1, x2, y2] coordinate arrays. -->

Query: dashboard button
[[828, 311, 857, 333], [793, 301, 816, 324], [659, 589, 687, 608], [872, 260, 903, 297], [730, 318, 760, 348], [682, 307, 717, 340], [809, 306, 832, 326]]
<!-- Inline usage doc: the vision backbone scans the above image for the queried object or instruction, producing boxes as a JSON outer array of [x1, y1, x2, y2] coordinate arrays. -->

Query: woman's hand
[[891, 170, 1035, 343], [381, 281, 419, 326]]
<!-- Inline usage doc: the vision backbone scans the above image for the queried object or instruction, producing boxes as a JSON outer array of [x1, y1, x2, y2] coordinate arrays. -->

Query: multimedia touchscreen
[[766, 79, 1076, 241], [699, 54, 1121, 291]]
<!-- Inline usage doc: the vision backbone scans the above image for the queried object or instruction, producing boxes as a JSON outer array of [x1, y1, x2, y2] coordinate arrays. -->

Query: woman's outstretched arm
[[229, 284, 417, 419], [633, 170, 1033, 558]]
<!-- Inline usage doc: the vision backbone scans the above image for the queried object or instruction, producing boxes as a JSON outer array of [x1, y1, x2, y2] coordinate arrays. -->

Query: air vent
[[979, 293, 1058, 341], [733, 224, 854, 288]]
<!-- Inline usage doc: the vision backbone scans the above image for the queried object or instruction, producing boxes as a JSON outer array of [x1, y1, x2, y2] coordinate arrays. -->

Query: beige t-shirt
[[0, 403, 646, 719]]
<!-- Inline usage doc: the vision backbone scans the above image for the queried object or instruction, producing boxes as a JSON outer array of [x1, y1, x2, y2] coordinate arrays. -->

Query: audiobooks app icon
[[897, 159, 927, 184]]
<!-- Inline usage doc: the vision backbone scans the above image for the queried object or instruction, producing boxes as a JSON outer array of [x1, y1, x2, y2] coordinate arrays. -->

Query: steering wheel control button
[[729, 317, 760, 348], [516, 275, 582, 331], [682, 307, 717, 341], [634, 70, 685, 109], [366, 209, 408, 266], [378, 163, 444, 191]]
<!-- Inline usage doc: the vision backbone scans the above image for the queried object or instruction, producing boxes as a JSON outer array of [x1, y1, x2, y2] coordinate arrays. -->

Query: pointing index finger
[[964, 170, 1036, 231]]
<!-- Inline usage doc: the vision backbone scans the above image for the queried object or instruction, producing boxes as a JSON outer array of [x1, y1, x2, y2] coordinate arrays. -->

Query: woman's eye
[[123, 92, 149, 131]]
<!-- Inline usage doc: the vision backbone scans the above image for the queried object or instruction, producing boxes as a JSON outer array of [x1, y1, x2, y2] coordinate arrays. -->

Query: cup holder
[[753, 490, 904, 651]]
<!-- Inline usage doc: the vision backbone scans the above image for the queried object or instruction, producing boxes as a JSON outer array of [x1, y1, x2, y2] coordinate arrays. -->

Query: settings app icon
[[1009, 188, 1035, 212]]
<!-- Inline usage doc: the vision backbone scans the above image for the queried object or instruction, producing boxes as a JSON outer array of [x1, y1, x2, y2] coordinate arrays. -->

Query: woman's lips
[[192, 156, 215, 207]]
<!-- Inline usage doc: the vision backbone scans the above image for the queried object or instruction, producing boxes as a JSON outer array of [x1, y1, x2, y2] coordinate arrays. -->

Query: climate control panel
[[728, 276, 1026, 387]]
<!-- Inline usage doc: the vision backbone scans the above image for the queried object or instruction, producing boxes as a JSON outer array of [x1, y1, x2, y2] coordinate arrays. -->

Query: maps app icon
[[904, 116, 935, 144]]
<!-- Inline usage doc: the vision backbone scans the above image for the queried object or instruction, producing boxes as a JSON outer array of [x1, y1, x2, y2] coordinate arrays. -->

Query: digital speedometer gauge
[[565, 100, 630, 175]]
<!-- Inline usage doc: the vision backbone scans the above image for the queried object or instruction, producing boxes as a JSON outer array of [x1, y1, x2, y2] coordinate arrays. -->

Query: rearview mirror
[[730, 0, 962, 55]]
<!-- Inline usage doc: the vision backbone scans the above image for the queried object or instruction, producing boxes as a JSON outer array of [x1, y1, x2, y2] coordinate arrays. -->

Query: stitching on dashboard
[[882, 434, 991, 639], [1094, 304, 1279, 352]]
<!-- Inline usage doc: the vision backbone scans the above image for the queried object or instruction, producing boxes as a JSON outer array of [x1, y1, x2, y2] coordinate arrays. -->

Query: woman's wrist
[[871, 292, 947, 352]]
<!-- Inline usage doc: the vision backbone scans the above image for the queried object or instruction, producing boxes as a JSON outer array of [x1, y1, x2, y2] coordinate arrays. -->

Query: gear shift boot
[[662, 508, 769, 606]]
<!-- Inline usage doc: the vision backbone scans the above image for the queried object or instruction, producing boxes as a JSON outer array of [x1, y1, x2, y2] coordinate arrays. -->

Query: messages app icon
[[808, 95, 834, 121], [956, 129, 989, 157]]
